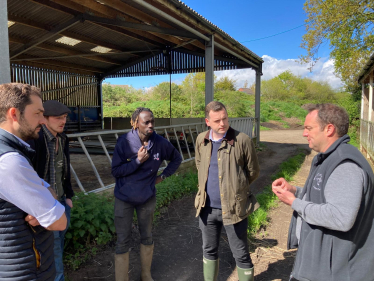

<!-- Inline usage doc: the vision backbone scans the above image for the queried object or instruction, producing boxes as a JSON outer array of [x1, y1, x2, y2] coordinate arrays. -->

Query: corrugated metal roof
[[358, 53, 374, 84], [169, 0, 263, 63], [7, 0, 263, 77], [8, 0, 73, 25]]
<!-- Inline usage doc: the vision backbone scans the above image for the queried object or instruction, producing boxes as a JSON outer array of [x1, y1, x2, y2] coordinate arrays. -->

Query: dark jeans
[[199, 207, 253, 269], [114, 196, 156, 254]]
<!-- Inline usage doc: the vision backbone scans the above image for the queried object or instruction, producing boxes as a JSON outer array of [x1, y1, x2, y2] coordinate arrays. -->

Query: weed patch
[[64, 171, 198, 270]]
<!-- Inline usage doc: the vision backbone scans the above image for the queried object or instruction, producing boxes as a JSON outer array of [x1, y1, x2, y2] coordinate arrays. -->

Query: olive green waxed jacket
[[194, 127, 260, 225]]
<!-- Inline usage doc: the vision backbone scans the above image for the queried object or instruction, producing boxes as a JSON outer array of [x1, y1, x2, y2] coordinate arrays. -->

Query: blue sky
[[105, 1, 342, 89]]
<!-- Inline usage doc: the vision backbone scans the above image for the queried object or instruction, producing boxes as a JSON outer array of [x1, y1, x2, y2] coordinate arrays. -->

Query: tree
[[215, 76, 236, 92], [181, 73, 206, 117], [301, 0, 374, 87], [150, 82, 183, 102]]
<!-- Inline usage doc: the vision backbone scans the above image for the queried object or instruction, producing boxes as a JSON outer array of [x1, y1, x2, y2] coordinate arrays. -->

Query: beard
[[18, 115, 41, 141]]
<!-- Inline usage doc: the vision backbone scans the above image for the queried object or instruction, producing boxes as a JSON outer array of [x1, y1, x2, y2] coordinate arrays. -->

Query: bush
[[155, 171, 198, 216], [65, 193, 115, 251]]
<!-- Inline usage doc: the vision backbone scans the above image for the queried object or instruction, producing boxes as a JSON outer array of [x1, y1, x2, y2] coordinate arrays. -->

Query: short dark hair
[[130, 107, 153, 129], [205, 101, 227, 118], [0, 83, 42, 123], [306, 103, 349, 137]]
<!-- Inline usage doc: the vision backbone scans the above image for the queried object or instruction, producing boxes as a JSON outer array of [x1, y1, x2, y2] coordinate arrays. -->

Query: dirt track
[[66, 130, 313, 281]]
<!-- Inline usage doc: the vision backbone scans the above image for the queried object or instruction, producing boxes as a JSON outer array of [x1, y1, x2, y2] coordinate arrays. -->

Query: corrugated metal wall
[[107, 50, 238, 78], [10, 64, 99, 107]]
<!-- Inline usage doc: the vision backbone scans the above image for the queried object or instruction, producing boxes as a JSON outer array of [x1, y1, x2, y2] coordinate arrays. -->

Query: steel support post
[[255, 71, 261, 143], [97, 76, 104, 129], [0, 1, 10, 84], [205, 34, 214, 105]]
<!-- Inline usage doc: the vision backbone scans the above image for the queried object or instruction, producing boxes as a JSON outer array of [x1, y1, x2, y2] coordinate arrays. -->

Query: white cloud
[[214, 55, 344, 89]]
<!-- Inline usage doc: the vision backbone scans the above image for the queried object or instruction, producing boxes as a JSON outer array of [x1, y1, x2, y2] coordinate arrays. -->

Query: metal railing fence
[[360, 119, 374, 163], [67, 117, 256, 194]]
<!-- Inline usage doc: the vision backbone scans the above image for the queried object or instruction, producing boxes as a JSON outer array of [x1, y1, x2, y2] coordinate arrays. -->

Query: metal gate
[[67, 117, 256, 194]]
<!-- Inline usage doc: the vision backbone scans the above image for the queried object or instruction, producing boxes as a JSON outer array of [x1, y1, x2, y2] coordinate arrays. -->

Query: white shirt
[[209, 130, 227, 142], [0, 129, 65, 228]]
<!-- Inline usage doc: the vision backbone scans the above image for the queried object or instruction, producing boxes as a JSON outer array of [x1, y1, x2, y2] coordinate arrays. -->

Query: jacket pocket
[[194, 189, 201, 209], [235, 194, 244, 216], [235, 192, 259, 217]]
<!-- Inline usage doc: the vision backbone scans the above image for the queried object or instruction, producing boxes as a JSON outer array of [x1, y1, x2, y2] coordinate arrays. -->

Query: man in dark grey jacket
[[272, 103, 374, 281]]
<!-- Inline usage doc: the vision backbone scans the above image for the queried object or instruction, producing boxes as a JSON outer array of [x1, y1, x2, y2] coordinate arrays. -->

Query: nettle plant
[[65, 192, 115, 251]]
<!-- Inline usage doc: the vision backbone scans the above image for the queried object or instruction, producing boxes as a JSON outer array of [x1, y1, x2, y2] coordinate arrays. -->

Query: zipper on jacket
[[29, 226, 41, 269]]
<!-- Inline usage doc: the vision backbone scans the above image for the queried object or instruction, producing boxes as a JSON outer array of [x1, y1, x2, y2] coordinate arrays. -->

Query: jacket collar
[[315, 134, 350, 165], [42, 124, 66, 142], [204, 127, 235, 146], [130, 128, 155, 149], [0, 128, 35, 161]]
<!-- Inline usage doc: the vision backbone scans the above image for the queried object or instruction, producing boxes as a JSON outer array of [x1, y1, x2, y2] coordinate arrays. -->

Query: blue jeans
[[53, 198, 71, 281]]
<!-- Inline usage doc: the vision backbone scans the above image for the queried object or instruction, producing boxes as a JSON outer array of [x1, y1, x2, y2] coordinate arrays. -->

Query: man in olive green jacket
[[195, 101, 260, 281]]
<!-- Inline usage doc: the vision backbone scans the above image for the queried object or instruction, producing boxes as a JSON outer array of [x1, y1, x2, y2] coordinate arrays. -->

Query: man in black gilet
[[0, 83, 67, 281]]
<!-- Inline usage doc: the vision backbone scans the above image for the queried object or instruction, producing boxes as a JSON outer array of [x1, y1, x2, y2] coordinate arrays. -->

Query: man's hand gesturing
[[138, 146, 149, 163], [272, 177, 297, 206]]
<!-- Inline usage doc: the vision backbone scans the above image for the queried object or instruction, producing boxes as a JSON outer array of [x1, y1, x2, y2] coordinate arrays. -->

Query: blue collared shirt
[[0, 129, 65, 228]]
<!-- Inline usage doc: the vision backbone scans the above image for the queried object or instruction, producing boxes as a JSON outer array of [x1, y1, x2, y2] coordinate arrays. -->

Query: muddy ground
[[66, 130, 312, 281]]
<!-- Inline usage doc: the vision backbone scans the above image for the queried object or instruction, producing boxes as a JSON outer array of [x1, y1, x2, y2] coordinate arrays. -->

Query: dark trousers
[[114, 196, 156, 254], [199, 207, 253, 269]]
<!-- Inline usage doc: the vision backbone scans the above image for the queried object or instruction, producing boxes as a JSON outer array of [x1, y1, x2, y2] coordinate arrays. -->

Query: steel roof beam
[[14, 57, 103, 73], [130, 0, 210, 42], [130, 0, 259, 70], [10, 49, 161, 62], [102, 51, 163, 78], [215, 42, 260, 71], [83, 14, 200, 39], [10, 15, 83, 59], [8, 13, 132, 54]]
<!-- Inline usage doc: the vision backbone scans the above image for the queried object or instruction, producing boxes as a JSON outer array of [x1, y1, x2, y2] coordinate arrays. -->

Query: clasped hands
[[272, 177, 297, 206]]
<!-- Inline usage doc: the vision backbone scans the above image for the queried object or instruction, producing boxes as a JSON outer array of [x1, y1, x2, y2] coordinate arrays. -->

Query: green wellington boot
[[115, 252, 129, 281], [237, 266, 254, 281], [140, 243, 154, 281], [203, 257, 219, 281]]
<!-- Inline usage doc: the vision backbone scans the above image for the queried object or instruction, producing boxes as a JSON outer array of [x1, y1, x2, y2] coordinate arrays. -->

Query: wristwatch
[[160, 174, 166, 180]]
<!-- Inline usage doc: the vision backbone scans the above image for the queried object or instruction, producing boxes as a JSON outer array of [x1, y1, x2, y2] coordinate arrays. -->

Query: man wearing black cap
[[29, 100, 74, 281]]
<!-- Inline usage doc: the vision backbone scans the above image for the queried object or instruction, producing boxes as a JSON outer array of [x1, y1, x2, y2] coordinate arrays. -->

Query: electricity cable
[[241, 21, 313, 43]]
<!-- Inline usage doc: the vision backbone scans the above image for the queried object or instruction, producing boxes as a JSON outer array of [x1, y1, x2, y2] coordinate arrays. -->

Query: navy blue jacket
[[0, 129, 55, 281], [112, 129, 182, 205]]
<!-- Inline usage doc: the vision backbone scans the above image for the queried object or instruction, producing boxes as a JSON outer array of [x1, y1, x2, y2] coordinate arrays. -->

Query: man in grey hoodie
[[272, 104, 374, 281]]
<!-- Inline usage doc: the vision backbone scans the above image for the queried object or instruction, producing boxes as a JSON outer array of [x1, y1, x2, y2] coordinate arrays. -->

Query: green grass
[[260, 126, 271, 131], [260, 101, 307, 128], [247, 152, 307, 236]]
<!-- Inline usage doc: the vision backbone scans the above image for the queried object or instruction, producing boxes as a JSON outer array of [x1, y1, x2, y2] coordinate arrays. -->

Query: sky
[[105, 0, 343, 90]]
